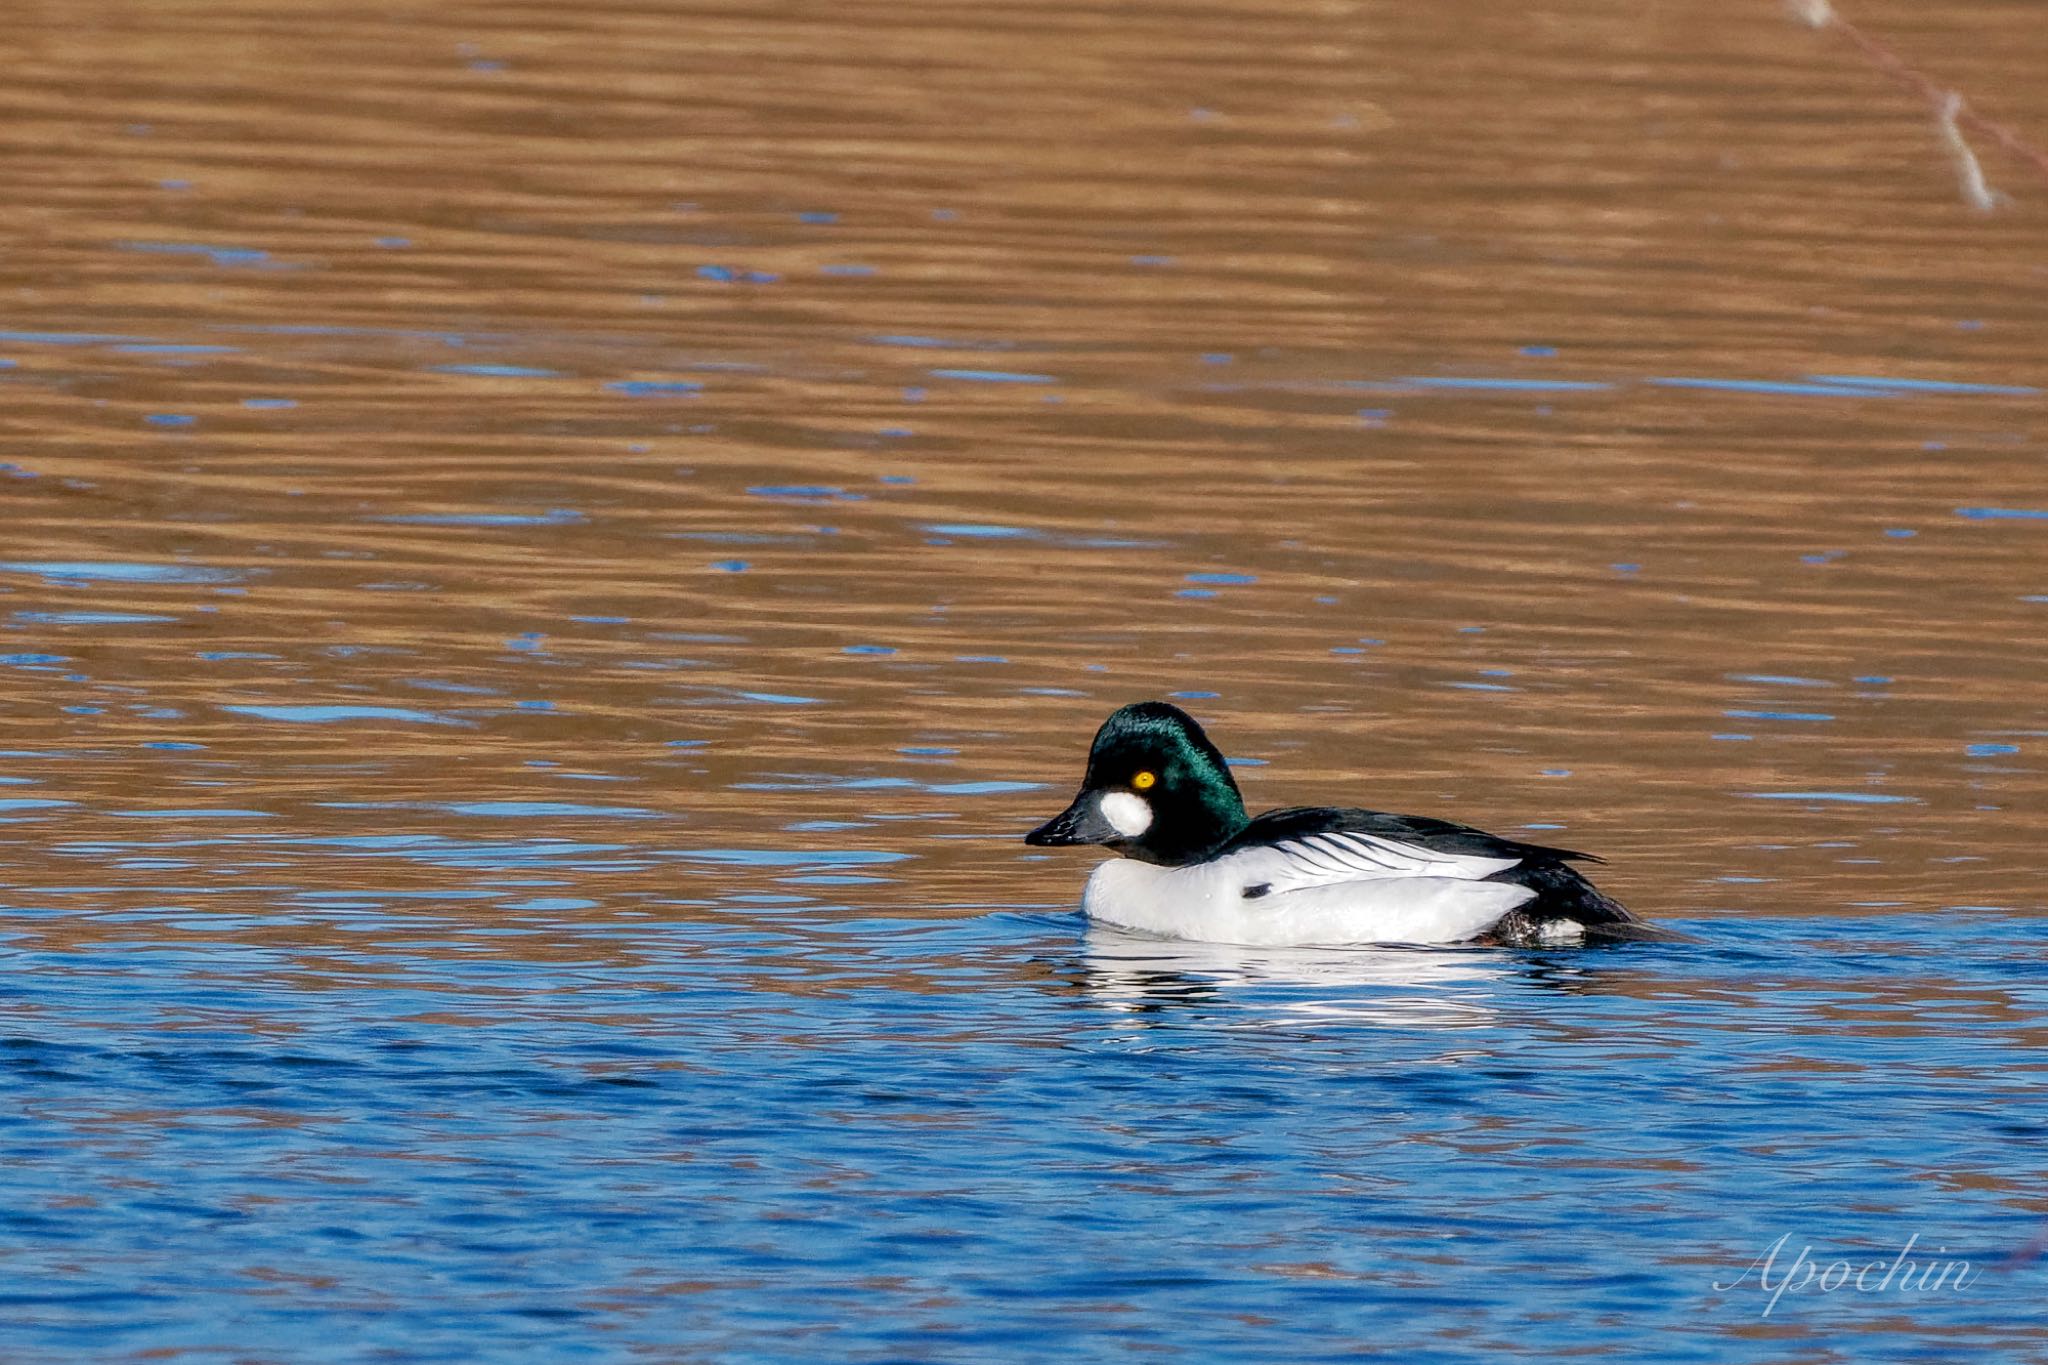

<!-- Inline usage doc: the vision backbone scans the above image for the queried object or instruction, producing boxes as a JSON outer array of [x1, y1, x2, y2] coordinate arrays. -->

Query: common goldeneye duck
[[1025, 700, 1641, 948]]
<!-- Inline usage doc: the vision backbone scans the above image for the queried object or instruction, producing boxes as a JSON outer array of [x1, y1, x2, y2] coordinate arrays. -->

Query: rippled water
[[2, 0, 2046, 1358]]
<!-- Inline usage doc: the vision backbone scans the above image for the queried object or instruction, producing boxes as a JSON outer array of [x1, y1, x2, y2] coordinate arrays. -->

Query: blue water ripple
[[1741, 791, 1920, 804], [222, 704, 469, 726], [0, 561, 242, 584], [927, 368, 1057, 384], [1956, 507, 2048, 521], [373, 510, 584, 527], [1808, 374, 2037, 395], [1648, 377, 1883, 398], [1400, 376, 1610, 392], [431, 364, 561, 378], [606, 380, 704, 397]]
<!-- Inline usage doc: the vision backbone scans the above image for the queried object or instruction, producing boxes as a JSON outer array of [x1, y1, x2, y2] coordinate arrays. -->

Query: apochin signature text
[[1715, 1233, 1980, 1316]]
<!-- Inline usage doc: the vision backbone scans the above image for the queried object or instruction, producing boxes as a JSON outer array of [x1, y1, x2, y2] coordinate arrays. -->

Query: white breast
[[1079, 837, 1537, 947]]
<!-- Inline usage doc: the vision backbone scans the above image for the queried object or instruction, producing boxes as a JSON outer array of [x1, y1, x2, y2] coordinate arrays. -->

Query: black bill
[[1024, 792, 1119, 846]]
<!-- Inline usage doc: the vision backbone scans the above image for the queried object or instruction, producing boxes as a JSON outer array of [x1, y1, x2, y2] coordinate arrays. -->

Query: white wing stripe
[[1313, 834, 1404, 871], [1303, 836, 1388, 873], [1294, 842, 1355, 873], [1249, 831, 1524, 894], [1357, 833, 1459, 866]]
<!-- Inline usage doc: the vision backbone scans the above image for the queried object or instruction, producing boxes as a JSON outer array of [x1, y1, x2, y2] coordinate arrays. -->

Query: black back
[[1224, 805, 1601, 866]]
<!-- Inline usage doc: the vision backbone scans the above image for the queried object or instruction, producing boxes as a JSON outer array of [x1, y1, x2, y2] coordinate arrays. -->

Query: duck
[[1024, 700, 1641, 947]]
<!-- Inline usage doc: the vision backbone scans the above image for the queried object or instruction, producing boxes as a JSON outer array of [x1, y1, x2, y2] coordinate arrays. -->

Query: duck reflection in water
[[1052, 922, 1661, 1024], [1060, 924, 1508, 1025]]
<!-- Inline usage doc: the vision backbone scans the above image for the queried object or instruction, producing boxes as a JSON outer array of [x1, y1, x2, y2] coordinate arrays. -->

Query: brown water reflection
[[1, 0, 2044, 937]]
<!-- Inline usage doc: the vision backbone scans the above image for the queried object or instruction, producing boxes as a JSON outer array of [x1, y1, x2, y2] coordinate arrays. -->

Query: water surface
[[0, 0, 2045, 1358]]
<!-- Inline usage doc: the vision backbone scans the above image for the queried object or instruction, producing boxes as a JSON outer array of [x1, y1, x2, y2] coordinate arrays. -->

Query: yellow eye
[[1132, 771, 1157, 791]]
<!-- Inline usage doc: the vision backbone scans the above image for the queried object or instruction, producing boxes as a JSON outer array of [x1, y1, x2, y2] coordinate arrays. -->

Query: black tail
[[1482, 860, 1648, 946]]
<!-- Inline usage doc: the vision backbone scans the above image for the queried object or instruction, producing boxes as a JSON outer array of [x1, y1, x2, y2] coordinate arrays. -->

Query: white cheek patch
[[1099, 791, 1153, 838]]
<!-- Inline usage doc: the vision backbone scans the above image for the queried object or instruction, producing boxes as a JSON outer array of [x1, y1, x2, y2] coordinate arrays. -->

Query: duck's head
[[1025, 701, 1249, 866]]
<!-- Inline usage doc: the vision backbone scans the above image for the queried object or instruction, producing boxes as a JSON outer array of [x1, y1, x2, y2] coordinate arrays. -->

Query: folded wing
[[1225, 806, 1636, 935], [1243, 828, 1522, 898]]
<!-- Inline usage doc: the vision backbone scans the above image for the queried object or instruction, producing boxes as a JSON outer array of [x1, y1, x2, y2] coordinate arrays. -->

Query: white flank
[[1098, 791, 1153, 838], [1080, 839, 1537, 947]]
